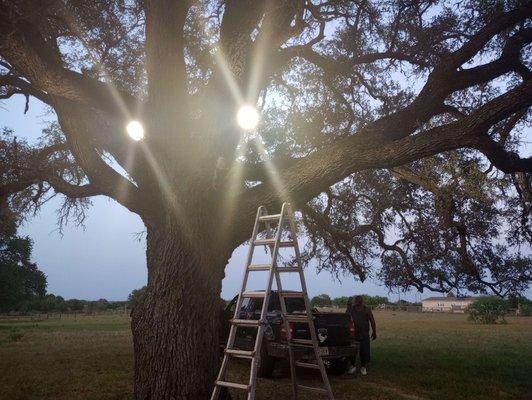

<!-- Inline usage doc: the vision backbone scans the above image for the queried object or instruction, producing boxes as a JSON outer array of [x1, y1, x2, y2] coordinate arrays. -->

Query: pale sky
[[1, 95, 529, 301]]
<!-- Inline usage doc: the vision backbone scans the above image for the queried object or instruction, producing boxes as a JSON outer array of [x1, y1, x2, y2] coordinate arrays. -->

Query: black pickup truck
[[220, 291, 358, 377]]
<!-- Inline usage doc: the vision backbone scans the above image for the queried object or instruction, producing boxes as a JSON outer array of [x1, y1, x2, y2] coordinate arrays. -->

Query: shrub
[[332, 296, 350, 308], [310, 294, 332, 308], [8, 329, 24, 342], [518, 299, 532, 316], [467, 296, 509, 324], [128, 286, 147, 311]]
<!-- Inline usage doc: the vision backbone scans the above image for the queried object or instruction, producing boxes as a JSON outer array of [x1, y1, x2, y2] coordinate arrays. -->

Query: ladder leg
[[247, 325, 264, 400], [211, 353, 231, 400], [247, 205, 287, 399], [210, 385, 222, 400], [286, 204, 335, 400], [211, 206, 264, 400], [274, 210, 298, 399], [275, 269, 298, 399]]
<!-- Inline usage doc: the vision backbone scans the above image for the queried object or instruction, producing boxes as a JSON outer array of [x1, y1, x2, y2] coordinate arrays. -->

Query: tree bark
[[131, 222, 227, 400]]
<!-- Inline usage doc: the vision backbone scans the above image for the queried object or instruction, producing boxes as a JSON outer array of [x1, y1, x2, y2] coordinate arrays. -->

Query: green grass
[[0, 314, 132, 400], [0, 311, 530, 400], [366, 312, 532, 400]]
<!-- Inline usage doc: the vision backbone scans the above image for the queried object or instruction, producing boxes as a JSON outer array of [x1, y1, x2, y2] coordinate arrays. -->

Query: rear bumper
[[267, 341, 358, 360]]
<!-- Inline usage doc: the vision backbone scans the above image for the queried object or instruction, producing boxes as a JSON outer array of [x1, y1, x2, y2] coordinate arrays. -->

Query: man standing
[[346, 295, 377, 375]]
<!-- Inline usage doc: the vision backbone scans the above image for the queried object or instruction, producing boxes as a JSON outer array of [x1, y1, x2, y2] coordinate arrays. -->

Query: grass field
[[0, 311, 530, 400]]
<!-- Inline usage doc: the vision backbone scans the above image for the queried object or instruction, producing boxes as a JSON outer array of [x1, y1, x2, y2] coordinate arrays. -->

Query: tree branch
[[475, 136, 532, 173], [46, 176, 102, 198], [0, 141, 101, 199], [53, 99, 145, 215], [445, 2, 532, 70], [359, 4, 531, 142], [390, 165, 524, 296], [244, 79, 532, 213], [0, 4, 139, 117], [279, 47, 424, 75], [453, 28, 532, 90], [0, 74, 50, 105], [144, 0, 189, 117]]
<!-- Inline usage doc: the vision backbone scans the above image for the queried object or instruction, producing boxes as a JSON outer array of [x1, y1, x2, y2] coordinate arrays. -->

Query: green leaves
[[467, 296, 510, 324], [0, 203, 47, 312]]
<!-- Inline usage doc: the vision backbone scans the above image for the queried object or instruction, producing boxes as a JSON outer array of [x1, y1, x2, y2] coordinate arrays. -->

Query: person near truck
[[346, 295, 376, 375]]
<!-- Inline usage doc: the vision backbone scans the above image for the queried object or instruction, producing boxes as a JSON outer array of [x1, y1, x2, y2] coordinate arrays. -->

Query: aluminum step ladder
[[211, 202, 335, 400]]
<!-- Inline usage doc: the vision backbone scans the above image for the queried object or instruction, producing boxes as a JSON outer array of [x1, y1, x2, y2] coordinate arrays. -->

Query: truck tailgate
[[292, 313, 352, 347]]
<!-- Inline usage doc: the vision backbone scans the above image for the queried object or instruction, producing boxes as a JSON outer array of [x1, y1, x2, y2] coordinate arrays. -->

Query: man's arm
[[368, 308, 377, 340]]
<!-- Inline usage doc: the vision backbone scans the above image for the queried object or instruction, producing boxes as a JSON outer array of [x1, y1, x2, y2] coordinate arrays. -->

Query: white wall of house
[[422, 298, 476, 313]]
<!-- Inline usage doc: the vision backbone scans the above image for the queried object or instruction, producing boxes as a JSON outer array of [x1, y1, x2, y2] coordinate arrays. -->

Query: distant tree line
[[5, 294, 128, 314], [310, 294, 391, 308], [309, 293, 532, 316], [0, 202, 128, 314]]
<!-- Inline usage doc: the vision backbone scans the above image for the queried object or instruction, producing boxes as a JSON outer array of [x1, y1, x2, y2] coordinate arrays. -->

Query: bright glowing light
[[236, 105, 259, 131], [126, 120, 144, 141]]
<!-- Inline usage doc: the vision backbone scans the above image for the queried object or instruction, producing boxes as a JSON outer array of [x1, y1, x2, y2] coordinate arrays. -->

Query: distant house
[[422, 296, 477, 313]]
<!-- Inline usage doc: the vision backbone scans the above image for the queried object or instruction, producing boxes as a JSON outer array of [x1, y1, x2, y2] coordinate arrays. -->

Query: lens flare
[[237, 105, 259, 131], [126, 121, 144, 141]]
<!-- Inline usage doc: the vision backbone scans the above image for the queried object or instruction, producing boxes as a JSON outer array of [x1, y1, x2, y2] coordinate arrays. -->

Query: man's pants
[[350, 337, 371, 367]]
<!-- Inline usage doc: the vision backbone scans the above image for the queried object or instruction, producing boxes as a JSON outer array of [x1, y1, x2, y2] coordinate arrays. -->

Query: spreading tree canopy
[[1, 1, 531, 399]]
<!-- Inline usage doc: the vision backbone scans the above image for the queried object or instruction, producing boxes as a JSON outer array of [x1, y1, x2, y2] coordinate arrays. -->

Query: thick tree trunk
[[131, 223, 227, 400]]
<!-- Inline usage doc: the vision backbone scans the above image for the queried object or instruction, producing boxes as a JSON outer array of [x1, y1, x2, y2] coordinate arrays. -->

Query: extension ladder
[[211, 202, 334, 400]]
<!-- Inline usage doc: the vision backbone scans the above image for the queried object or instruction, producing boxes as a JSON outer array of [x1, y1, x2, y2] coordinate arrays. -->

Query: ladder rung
[[285, 314, 311, 323], [242, 291, 266, 298], [278, 241, 295, 247], [290, 338, 314, 346], [215, 381, 250, 391], [230, 319, 261, 327], [258, 214, 282, 222], [279, 291, 304, 298], [225, 349, 255, 359], [295, 361, 320, 370], [253, 239, 294, 247], [253, 238, 275, 246], [297, 384, 327, 394], [247, 264, 272, 271], [276, 267, 300, 273]]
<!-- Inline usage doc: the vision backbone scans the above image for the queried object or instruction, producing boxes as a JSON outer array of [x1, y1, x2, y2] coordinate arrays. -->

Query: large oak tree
[[1, 1, 531, 399]]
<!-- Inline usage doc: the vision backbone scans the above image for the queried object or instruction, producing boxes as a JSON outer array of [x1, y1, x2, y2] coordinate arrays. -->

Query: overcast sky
[[1, 95, 530, 301]]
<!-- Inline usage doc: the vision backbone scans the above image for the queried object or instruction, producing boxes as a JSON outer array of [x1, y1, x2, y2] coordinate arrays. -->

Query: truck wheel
[[257, 342, 275, 378], [328, 358, 348, 375]]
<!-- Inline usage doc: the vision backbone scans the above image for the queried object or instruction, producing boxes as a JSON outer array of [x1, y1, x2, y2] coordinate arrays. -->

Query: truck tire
[[328, 358, 348, 375], [257, 342, 275, 378]]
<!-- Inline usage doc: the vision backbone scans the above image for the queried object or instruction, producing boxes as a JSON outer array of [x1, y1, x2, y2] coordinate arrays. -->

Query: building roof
[[422, 296, 477, 302]]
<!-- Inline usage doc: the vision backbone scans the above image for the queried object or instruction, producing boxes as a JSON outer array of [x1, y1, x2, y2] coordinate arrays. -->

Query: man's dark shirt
[[348, 305, 372, 340]]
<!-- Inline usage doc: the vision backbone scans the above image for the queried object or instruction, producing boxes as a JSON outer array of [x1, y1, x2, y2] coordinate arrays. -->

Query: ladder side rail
[[248, 203, 288, 400], [230, 206, 265, 330], [211, 206, 264, 400], [273, 215, 298, 399], [286, 204, 335, 400]]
